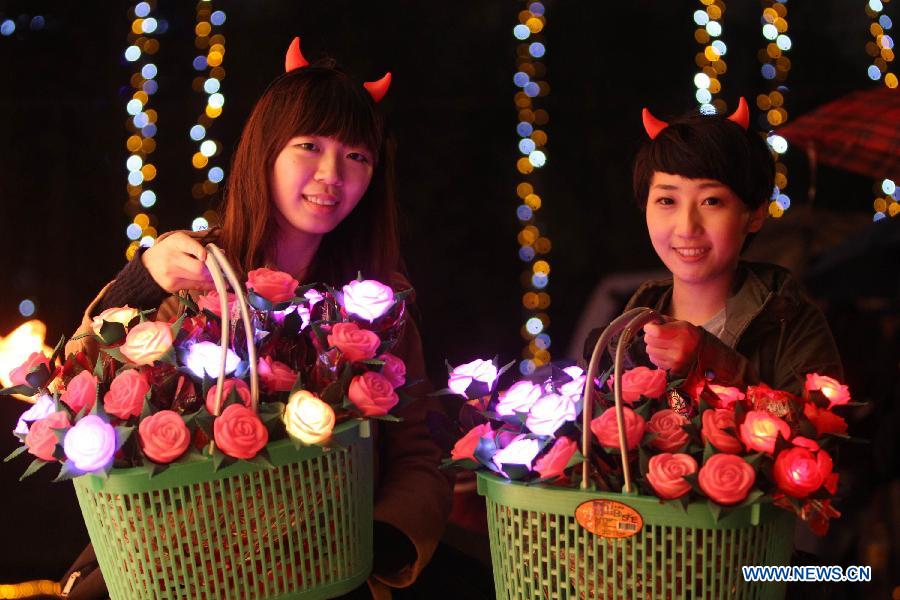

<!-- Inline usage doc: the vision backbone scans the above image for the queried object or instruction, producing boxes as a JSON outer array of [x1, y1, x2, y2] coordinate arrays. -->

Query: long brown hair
[[218, 61, 400, 286]]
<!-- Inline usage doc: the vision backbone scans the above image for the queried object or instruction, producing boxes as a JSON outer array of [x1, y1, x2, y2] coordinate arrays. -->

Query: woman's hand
[[141, 232, 215, 293], [642, 317, 701, 375]]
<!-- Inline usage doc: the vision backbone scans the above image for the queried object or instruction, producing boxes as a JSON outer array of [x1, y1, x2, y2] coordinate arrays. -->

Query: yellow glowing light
[[125, 243, 138, 261], [130, 73, 144, 89], [708, 78, 721, 94], [537, 293, 551, 309], [775, 173, 788, 189], [888, 201, 900, 217], [133, 91, 149, 104], [757, 94, 772, 110], [525, 193, 542, 209], [769, 201, 784, 218], [205, 105, 223, 119], [516, 157, 533, 174], [210, 43, 225, 55], [132, 19, 144, 35], [874, 197, 888, 212], [202, 180, 218, 195], [704, 46, 720, 62], [767, 109, 784, 126], [531, 130, 547, 146], [886, 73, 899, 88], [774, 18, 788, 33], [695, 29, 711, 44], [762, 8, 778, 23], [145, 38, 159, 54], [713, 60, 727, 74], [882, 48, 895, 61], [207, 51, 223, 67], [773, 3, 787, 17], [141, 138, 156, 154], [517, 182, 533, 199], [141, 164, 157, 181], [533, 260, 550, 275], [767, 43, 782, 59], [134, 213, 150, 228], [526, 17, 543, 33], [707, 5, 722, 20], [145, 109, 158, 124], [210, 34, 226, 45], [533, 237, 551, 254], [523, 292, 539, 309], [192, 152, 209, 169], [126, 135, 142, 152], [871, 23, 884, 37], [0, 321, 53, 399], [195, 22, 211, 37], [534, 110, 549, 125]]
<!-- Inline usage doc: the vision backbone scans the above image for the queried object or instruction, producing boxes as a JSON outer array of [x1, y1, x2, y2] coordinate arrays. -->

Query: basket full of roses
[[3, 244, 414, 600], [444, 308, 857, 600]]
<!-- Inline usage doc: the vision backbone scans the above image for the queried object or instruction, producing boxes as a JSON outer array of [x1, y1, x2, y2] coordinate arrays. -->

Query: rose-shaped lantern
[[525, 393, 577, 437], [341, 279, 395, 321], [647, 409, 690, 452], [804, 373, 851, 408], [185, 341, 241, 379], [246, 268, 298, 303], [63, 415, 117, 472], [739, 410, 791, 454], [448, 359, 498, 396], [348, 372, 399, 417], [646, 453, 698, 499], [120, 321, 173, 366], [138, 410, 191, 464], [213, 404, 268, 459], [606, 366, 667, 404], [590, 406, 646, 451], [104, 369, 150, 420], [698, 453, 756, 505], [327, 323, 381, 363], [283, 390, 335, 445]]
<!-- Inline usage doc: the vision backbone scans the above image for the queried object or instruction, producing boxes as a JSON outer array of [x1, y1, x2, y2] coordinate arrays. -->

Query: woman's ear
[[747, 203, 767, 233]]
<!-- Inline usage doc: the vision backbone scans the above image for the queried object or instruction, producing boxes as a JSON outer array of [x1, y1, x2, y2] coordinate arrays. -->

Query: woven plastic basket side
[[74, 434, 373, 600]]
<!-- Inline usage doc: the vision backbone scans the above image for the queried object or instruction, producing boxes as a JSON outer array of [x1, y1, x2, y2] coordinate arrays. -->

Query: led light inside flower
[[63, 415, 117, 472], [14, 394, 55, 436], [185, 341, 241, 379]]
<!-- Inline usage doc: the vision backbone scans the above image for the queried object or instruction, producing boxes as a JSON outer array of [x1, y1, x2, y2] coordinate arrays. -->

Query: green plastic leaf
[[0, 384, 35, 397], [101, 346, 129, 364], [115, 426, 134, 451], [177, 292, 199, 314], [707, 500, 722, 523], [51, 460, 83, 482], [4, 444, 28, 463], [98, 321, 126, 346], [247, 450, 275, 470], [370, 414, 402, 423], [20, 458, 50, 481]]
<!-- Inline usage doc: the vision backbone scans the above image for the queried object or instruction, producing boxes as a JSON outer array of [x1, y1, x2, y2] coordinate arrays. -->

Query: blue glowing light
[[208, 93, 225, 109], [519, 360, 536, 376], [30, 16, 45, 31], [135, 2, 151, 17], [869, 0, 884, 11], [126, 155, 143, 172], [879, 15, 893, 30], [140, 190, 157, 208], [133, 113, 149, 128], [18, 299, 35, 318], [142, 80, 158, 95], [200, 140, 217, 157], [776, 194, 791, 210], [519, 138, 536, 155], [761, 64, 777, 79], [768, 134, 788, 154], [529, 42, 545, 58], [882, 35, 894, 49], [1, 19, 15, 36], [517, 205, 533, 221], [883, 179, 896, 195], [519, 246, 536, 262], [762, 24, 778, 40], [706, 21, 722, 37], [529, 3, 545, 17], [190, 125, 206, 141], [699, 103, 716, 115], [696, 89, 712, 104], [124, 45, 141, 62], [192, 217, 209, 232], [203, 78, 220, 94], [141, 123, 157, 137], [140, 236, 155, 248], [193, 56, 208, 71], [208, 166, 224, 183], [513, 72, 530, 87], [868, 65, 882, 80], [776, 35, 792, 51], [873, 212, 887, 222], [210, 10, 227, 25], [127, 171, 144, 187], [712, 40, 727, 56], [142, 17, 158, 33], [525, 317, 544, 335], [528, 150, 547, 168], [517, 122, 534, 137], [156, 19, 169, 34], [141, 63, 158, 80], [535, 334, 551, 349], [694, 10, 709, 26], [513, 24, 530, 40], [531, 272, 549, 289], [126, 223, 143, 240], [126, 99, 143, 116], [523, 82, 540, 97]]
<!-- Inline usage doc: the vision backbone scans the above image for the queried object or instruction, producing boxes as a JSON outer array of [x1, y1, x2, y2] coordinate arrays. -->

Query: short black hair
[[632, 110, 775, 211]]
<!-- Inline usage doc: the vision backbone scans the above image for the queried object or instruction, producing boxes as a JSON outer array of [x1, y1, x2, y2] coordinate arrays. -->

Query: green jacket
[[585, 261, 843, 396]]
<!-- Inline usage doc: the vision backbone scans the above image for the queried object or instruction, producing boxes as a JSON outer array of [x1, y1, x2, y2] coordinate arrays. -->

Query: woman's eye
[[655, 197, 674, 206], [347, 152, 370, 164], [295, 142, 318, 151], [702, 197, 721, 206]]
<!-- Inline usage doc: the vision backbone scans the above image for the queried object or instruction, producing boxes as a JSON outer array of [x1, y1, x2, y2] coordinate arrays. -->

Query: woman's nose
[[314, 151, 343, 185], [674, 205, 702, 237]]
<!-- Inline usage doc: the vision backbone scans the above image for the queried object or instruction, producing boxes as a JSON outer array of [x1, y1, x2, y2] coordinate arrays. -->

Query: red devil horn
[[363, 72, 392, 103], [727, 97, 750, 130], [284, 37, 310, 72], [641, 108, 669, 140]]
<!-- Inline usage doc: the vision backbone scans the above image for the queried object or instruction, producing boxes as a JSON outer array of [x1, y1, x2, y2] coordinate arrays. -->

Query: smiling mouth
[[672, 247, 710, 258], [302, 194, 339, 207]]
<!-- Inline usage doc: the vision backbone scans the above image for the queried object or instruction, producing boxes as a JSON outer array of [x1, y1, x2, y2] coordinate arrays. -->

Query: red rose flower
[[60, 370, 98, 415], [257, 356, 297, 393], [24, 411, 71, 462], [647, 409, 690, 452], [698, 453, 756, 505], [802, 402, 848, 437], [701, 408, 743, 454], [196, 290, 236, 317], [533, 437, 578, 481], [646, 453, 698, 499], [213, 404, 268, 459], [327, 322, 380, 363], [450, 423, 493, 462], [10, 352, 51, 387], [103, 369, 150, 420], [773, 441, 834, 499], [378, 353, 406, 388], [804, 373, 851, 408], [606, 366, 667, 404], [205, 378, 252, 414], [138, 410, 191, 464], [739, 410, 791, 454], [245, 267, 299, 303], [703, 384, 745, 409], [348, 371, 399, 417], [590, 406, 646, 451]]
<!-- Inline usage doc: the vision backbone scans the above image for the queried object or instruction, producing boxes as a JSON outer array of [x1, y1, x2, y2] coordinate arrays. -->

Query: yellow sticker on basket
[[575, 499, 643, 539]]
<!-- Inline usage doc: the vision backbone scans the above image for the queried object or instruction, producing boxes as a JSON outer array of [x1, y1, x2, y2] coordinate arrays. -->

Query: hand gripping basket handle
[[202, 243, 260, 416], [580, 306, 661, 492]]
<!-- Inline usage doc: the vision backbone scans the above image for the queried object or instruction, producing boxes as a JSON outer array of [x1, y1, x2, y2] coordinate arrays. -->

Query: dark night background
[[1, 1, 898, 597]]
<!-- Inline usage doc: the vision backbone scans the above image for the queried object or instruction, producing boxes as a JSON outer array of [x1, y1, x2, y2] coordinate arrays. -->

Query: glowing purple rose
[[304, 288, 324, 307], [492, 435, 541, 475], [63, 415, 117, 472], [185, 341, 241, 379], [341, 279, 395, 321], [526, 393, 577, 437], [272, 305, 311, 331], [496, 381, 541, 416], [14, 394, 56, 436], [559, 366, 586, 399], [448, 359, 499, 396]]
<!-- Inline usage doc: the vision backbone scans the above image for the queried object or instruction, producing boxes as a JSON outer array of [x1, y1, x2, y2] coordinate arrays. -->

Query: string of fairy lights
[[866, 0, 898, 220], [758, 0, 793, 219], [512, 2, 552, 376], [692, 0, 729, 114], [123, 1, 165, 261], [189, 1, 227, 232]]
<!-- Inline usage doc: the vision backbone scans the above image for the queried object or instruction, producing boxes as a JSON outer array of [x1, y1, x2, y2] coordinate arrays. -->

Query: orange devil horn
[[363, 72, 392, 103], [641, 108, 669, 139], [727, 97, 749, 130], [284, 37, 310, 72]]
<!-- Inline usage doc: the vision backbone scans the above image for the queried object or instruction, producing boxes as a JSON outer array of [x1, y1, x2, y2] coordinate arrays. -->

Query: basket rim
[[73, 419, 370, 494], [475, 471, 791, 530]]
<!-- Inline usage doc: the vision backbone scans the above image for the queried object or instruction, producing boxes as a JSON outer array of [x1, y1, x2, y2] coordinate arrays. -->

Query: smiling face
[[645, 172, 765, 291], [270, 135, 374, 237]]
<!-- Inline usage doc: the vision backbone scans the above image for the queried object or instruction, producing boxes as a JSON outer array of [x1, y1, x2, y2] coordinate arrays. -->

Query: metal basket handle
[[203, 243, 260, 416], [580, 307, 661, 492]]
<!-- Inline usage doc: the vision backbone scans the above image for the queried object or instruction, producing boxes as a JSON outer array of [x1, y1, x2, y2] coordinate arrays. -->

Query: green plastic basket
[[71, 245, 374, 599], [477, 308, 794, 600]]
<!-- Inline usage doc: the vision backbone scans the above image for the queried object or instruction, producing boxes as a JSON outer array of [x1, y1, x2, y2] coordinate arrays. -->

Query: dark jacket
[[584, 261, 843, 396]]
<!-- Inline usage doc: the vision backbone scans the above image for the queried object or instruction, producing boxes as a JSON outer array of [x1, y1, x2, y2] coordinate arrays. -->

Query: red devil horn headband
[[642, 97, 750, 139], [284, 36, 391, 103]]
